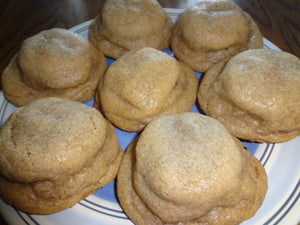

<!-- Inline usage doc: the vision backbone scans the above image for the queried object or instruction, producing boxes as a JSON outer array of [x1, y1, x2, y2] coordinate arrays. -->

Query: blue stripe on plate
[[0, 99, 8, 127], [263, 179, 300, 225], [14, 208, 39, 225], [260, 144, 275, 167], [73, 26, 89, 34], [78, 201, 128, 220], [82, 198, 124, 214]]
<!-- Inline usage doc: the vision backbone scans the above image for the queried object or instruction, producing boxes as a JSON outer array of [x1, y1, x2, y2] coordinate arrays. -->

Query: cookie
[[0, 97, 123, 214], [170, 0, 263, 72], [117, 112, 267, 225], [1, 28, 107, 107], [95, 47, 198, 132], [198, 49, 300, 142], [88, 0, 173, 58]]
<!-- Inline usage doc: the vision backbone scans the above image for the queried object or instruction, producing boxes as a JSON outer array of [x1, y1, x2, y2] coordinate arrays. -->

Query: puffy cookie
[[117, 112, 267, 225], [198, 49, 300, 142], [88, 0, 173, 58], [95, 47, 198, 132], [0, 97, 123, 214], [1, 28, 107, 107], [170, 0, 263, 72]]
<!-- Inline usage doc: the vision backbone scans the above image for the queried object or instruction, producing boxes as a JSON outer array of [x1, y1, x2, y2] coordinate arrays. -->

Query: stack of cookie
[[0, 97, 123, 214], [170, 0, 263, 72], [1, 28, 107, 107], [95, 47, 198, 132], [117, 113, 268, 225], [198, 49, 300, 143], [89, 0, 173, 58]]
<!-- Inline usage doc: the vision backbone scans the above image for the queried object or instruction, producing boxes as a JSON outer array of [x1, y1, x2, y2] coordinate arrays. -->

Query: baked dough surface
[[117, 113, 267, 225], [88, 0, 173, 58], [170, 0, 263, 72], [1, 28, 107, 107], [0, 97, 123, 214], [96, 47, 198, 132], [198, 49, 300, 142]]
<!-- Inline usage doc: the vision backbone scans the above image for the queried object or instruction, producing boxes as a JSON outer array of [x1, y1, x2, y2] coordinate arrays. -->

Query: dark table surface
[[0, 0, 299, 224]]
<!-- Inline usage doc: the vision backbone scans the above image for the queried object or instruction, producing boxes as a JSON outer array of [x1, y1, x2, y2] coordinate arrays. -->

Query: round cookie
[[170, 0, 263, 72], [95, 47, 198, 132], [1, 28, 107, 107], [0, 97, 123, 214], [198, 49, 300, 142], [88, 0, 173, 58], [117, 112, 267, 225]]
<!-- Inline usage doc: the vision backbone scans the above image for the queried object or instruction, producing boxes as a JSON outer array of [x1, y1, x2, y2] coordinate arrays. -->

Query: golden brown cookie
[[1, 28, 107, 107], [88, 0, 173, 58], [95, 47, 198, 132], [198, 49, 300, 143], [117, 112, 267, 225], [170, 0, 263, 72], [0, 97, 123, 214]]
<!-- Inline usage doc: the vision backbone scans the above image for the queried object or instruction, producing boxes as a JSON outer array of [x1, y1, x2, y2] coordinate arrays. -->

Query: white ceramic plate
[[0, 8, 299, 225]]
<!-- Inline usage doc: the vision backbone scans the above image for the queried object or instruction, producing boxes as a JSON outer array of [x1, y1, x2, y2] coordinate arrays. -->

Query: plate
[[0, 8, 299, 225]]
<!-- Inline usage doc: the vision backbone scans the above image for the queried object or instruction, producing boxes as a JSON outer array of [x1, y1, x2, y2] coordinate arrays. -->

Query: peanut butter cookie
[[198, 49, 300, 142], [117, 113, 267, 225], [0, 97, 123, 214], [95, 47, 198, 132], [2, 28, 107, 107], [89, 0, 173, 58], [170, 0, 263, 72]]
